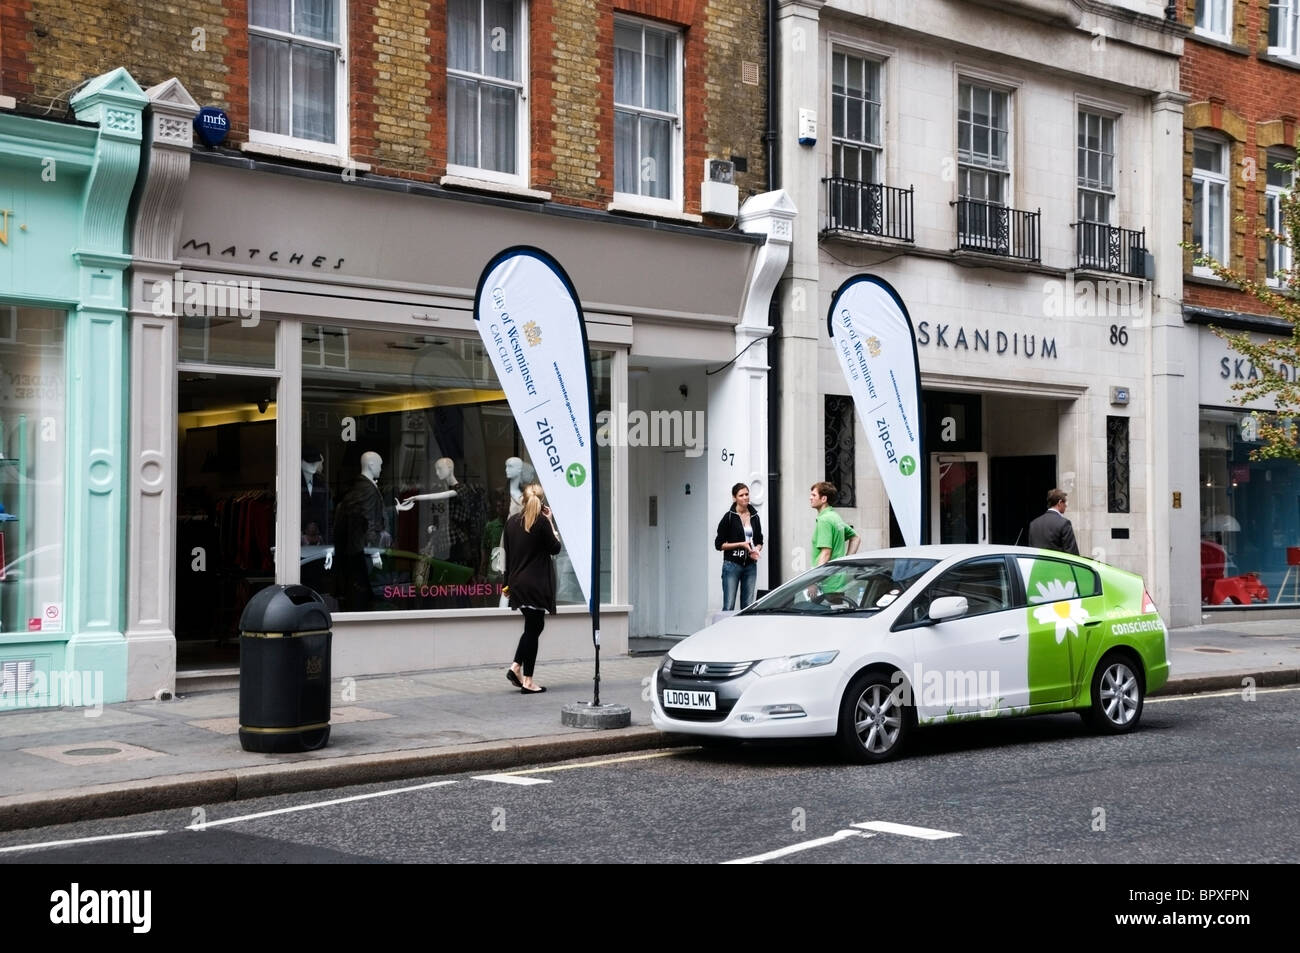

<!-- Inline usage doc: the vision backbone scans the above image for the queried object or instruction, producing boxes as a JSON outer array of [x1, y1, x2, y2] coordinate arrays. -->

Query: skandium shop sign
[[915, 321, 1058, 359]]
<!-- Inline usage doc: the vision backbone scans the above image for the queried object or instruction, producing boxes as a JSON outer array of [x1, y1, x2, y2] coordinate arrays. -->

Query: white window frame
[[830, 50, 883, 185], [956, 78, 1012, 249], [1195, 0, 1232, 41], [1266, 151, 1294, 287], [248, 0, 349, 158], [1192, 135, 1230, 278], [446, 0, 529, 186], [1077, 110, 1116, 225], [1269, 0, 1300, 60], [613, 16, 684, 214]]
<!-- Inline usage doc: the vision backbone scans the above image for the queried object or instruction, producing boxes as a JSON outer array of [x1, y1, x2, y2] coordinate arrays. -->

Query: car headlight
[[752, 651, 839, 677], [660, 655, 674, 677]]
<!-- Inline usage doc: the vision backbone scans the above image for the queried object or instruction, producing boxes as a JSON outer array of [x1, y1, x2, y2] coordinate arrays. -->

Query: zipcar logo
[[899, 455, 916, 476], [876, 418, 898, 465]]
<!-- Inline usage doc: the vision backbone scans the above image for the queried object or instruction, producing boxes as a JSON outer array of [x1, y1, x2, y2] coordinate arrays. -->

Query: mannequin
[[505, 457, 538, 516], [300, 446, 329, 544], [329, 451, 389, 611]]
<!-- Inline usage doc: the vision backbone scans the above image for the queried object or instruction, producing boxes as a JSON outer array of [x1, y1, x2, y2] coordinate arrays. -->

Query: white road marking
[[853, 820, 961, 840], [723, 829, 874, 864], [501, 750, 682, 775], [1149, 685, 1300, 703], [474, 774, 552, 785], [0, 829, 168, 854], [187, 780, 458, 829]]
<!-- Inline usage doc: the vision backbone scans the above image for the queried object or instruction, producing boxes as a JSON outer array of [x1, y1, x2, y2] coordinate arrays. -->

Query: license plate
[[663, 689, 716, 710]]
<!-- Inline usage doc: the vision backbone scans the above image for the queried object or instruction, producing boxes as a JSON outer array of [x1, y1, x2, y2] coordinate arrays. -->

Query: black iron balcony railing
[[1075, 221, 1147, 276], [824, 179, 914, 242], [953, 198, 1040, 262]]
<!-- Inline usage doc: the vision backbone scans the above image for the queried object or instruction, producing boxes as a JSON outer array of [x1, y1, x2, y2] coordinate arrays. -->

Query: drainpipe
[[763, 0, 782, 590]]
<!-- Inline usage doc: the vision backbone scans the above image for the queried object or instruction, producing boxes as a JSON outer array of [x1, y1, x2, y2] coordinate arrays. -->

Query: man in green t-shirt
[[809, 481, 858, 596]]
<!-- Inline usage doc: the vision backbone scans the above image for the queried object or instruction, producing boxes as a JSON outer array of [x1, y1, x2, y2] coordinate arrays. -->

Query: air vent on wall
[[1, 660, 36, 695]]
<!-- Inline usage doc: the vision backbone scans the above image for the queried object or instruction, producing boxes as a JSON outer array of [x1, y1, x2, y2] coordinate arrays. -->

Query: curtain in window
[[642, 116, 671, 199], [482, 84, 517, 173], [449, 77, 479, 167], [293, 44, 336, 142], [250, 0, 291, 31], [251, 35, 291, 137], [296, 0, 338, 41], [449, 0, 480, 73], [484, 0, 516, 80]]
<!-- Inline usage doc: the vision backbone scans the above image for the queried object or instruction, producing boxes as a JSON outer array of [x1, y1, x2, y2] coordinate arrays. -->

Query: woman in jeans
[[714, 483, 763, 610], [504, 484, 561, 693]]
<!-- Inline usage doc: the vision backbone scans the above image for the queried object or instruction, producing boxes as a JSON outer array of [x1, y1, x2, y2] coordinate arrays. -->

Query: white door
[[663, 449, 708, 635], [931, 452, 989, 545]]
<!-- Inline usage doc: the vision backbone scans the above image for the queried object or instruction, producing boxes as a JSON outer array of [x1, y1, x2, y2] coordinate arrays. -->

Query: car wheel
[[1085, 653, 1144, 734], [838, 671, 912, 763]]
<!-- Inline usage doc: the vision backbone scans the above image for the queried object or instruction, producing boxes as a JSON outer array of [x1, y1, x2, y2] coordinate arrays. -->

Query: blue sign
[[194, 107, 229, 147]]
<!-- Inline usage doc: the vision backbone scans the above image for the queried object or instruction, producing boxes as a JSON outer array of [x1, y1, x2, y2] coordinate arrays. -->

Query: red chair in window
[[1201, 539, 1270, 605]]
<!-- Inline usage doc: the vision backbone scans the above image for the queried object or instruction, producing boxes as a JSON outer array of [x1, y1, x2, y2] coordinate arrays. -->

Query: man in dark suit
[[1027, 488, 1079, 555]]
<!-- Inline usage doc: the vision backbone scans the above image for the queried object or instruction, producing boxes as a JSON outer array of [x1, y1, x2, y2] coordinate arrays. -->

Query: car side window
[[907, 557, 1013, 623], [1072, 564, 1101, 598]]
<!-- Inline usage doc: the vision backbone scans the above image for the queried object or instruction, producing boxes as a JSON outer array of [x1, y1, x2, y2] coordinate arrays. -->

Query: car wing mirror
[[927, 596, 969, 622]]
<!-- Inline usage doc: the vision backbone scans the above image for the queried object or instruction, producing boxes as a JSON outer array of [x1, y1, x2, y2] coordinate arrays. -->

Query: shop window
[[824, 395, 856, 508], [0, 308, 66, 638], [614, 18, 682, 208], [178, 315, 278, 368], [1270, 0, 1300, 59], [1192, 135, 1228, 276], [1265, 150, 1294, 288], [299, 325, 611, 613], [1106, 415, 1130, 513], [1199, 407, 1300, 606], [447, 0, 528, 183], [249, 0, 347, 154]]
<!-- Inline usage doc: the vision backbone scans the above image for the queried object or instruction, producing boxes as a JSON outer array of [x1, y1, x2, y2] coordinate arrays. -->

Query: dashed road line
[[188, 780, 458, 829], [474, 774, 552, 785], [853, 820, 961, 840], [0, 829, 168, 855], [723, 828, 875, 864]]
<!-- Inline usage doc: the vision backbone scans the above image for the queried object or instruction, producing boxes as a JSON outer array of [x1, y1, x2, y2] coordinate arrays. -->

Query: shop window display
[[0, 308, 65, 637], [301, 325, 611, 611], [1199, 408, 1300, 605]]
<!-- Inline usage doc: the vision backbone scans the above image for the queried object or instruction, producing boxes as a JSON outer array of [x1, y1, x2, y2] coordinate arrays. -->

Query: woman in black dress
[[504, 484, 561, 694]]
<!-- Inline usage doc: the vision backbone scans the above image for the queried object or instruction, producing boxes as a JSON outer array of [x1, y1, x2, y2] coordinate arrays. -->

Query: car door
[[897, 556, 1029, 719], [1016, 556, 1105, 703]]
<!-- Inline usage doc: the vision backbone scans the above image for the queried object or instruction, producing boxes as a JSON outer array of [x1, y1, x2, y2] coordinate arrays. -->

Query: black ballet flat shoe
[[506, 669, 522, 688], [520, 685, 547, 694]]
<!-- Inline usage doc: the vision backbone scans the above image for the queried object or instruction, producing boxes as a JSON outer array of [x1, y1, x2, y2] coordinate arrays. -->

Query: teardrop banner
[[473, 248, 603, 694], [827, 274, 927, 546]]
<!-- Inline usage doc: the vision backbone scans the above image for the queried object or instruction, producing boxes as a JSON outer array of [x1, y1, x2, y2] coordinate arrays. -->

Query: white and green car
[[651, 545, 1171, 762]]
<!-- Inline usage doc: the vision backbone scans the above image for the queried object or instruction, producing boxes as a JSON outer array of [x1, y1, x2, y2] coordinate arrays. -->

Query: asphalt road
[[3, 686, 1296, 866]]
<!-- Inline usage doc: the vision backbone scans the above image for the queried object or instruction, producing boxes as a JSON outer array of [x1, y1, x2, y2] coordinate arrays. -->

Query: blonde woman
[[504, 484, 561, 693]]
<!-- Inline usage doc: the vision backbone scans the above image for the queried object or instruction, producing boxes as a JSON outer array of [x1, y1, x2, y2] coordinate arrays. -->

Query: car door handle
[[997, 629, 1020, 641], [1084, 620, 1102, 627]]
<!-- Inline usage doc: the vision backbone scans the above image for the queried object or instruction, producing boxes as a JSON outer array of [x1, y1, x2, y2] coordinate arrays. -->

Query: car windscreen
[[742, 558, 938, 616]]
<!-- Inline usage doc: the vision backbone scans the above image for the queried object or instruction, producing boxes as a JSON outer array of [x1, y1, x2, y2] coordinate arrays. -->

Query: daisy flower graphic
[[1032, 593, 1090, 643], [1029, 578, 1078, 605]]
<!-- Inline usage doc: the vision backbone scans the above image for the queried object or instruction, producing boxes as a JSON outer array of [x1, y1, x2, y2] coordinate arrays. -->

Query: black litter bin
[[238, 585, 332, 753]]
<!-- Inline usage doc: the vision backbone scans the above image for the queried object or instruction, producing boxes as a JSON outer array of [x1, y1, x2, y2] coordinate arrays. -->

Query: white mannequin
[[394, 457, 460, 511], [505, 456, 523, 515], [302, 457, 321, 490], [324, 452, 386, 570]]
